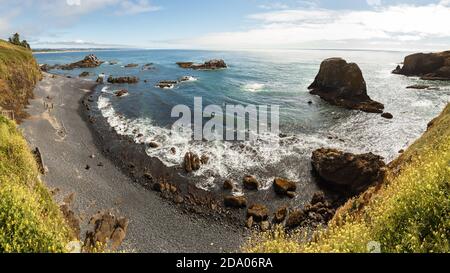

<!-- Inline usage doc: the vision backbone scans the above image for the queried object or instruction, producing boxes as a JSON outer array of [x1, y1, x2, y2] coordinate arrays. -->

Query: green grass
[[0, 116, 72, 253], [245, 104, 450, 253], [0, 39, 42, 122]]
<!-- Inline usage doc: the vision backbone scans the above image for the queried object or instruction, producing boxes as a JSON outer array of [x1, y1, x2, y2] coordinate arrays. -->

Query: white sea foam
[[243, 83, 265, 92], [180, 76, 198, 82], [97, 92, 338, 191]]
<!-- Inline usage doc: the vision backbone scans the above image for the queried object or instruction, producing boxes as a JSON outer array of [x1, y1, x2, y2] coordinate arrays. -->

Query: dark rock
[[224, 195, 247, 208], [124, 63, 139, 68], [392, 51, 450, 80], [58, 54, 103, 70], [273, 178, 297, 196], [273, 206, 288, 224], [308, 58, 384, 113], [85, 165, 91, 170], [311, 148, 386, 193], [177, 59, 227, 70], [184, 152, 201, 173], [381, 112, 393, 119], [170, 147, 177, 154], [285, 210, 306, 229], [156, 80, 178, 89], [247, 204, 269, 222], [149, 142, 159, 148], [79, 71, 90, 77], [84, 211, 129, 251], [200, 155, 209, 165], [152, 182, 165, 192], [143, 172, 153, 181], [107, 76, 139, 84], [114, 89, 128, 97], [311, 191, 325, 205], [406, 84, 430, 90], [243, 175, 259, 190], [223, 179, 234, 190]]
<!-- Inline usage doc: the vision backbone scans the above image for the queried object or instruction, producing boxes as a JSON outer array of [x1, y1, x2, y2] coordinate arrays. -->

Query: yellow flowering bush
[[246, 104, 450, 253], [0, 116, 71, 252]]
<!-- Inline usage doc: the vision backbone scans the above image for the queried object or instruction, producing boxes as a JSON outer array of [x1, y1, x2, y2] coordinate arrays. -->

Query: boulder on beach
[[392, 51, 450, 80], [308, 58, 385, 113], [177, 59, 227, 70], [311, 148, 386, 194], [243, 175, 259, 190], [273, 178, 297, 197], [247, 204, 269, 222], [381, 112, 393, 119], [224, 195, 247, 208], [184, 152, 201, 173], [107, 76, 139, 84]]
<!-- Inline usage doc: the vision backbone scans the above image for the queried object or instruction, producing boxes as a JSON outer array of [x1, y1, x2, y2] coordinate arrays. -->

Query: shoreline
[[20, 73, 245, 252]]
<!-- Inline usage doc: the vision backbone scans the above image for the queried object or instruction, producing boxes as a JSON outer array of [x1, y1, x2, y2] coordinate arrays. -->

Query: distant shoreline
[[32, 48, 132, 54]]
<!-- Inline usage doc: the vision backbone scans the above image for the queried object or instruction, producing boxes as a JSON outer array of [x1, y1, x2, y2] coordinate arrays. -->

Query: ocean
[[34, 49, 450, 191]]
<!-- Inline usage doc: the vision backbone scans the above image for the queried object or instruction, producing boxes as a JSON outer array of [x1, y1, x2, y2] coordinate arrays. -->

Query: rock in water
[[243, 175, 259, 190], [392, 51, 450, 80], [114, 89, 128, 97], [308, 58, 384, 113], [107, 76, 139, 84], [177, 59, 227, 70], [184, 152, 201, 173], [59, 54, 103, 70], [311, 148, 386, 194]]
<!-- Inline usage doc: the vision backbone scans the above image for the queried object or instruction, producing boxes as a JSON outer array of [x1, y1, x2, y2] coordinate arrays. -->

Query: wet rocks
[[392, 51, 450, 80], [243, 175, 259, 190], [156, 80, 177, 89], [247, 204, 269, 222], [184, 152, 201, 173], [149, 142, 159, 148], [406, 84, 430, 89], [124, 63, 139, 68], [114, 89, 128, 97], [311, 148, 386, 194], [273, 178, 297, 197], [381, 112, 393, 119], [308, 58, 384, 113], [224, 195, 247, 208], [79, 71, 90, 77], [223, 179, 234, 190], [177, 59, 227, 70], [107, 76, 139, 84]]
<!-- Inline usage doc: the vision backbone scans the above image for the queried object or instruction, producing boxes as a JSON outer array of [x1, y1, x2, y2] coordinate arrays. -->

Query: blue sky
[[0, 0, 449, 50]]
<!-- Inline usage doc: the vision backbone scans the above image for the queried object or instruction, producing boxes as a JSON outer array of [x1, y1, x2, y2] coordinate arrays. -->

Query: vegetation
[[0, 39, 41, 122], [8, 33, 30, 50], [0, 116, 72, 252], [245, 104, 450, 253]]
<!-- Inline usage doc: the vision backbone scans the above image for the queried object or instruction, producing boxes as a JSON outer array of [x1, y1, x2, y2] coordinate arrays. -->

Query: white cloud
[[366, 0, 382, 7], [185, 2, 450, 49], [117, 0, 161, 15]]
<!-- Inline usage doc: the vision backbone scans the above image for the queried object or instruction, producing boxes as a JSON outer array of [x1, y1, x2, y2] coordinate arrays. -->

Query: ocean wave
[[243, 83, 265, 92]]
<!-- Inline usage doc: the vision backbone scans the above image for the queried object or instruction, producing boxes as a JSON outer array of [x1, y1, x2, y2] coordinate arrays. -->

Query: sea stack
[[308, 58, 384, 113], [392, 50, 450, 80]]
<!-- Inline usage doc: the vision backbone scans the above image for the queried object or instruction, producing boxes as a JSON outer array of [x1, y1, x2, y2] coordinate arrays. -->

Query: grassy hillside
[[0, 39, 41, 122], [246, 104, 450, 253], [0, 116, 72, 252]]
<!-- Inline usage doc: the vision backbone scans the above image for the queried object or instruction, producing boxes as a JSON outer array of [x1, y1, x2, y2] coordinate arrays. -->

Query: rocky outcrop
[[84, 211, 129, 251], [247, 204, 269, 222], [285, 192, 335, 229], [177, 59, 227, 70], [311, 148, 386, 194], [308, 58, 384, 113], [392, 51, 450, 80], [107, 76, 139, 84], [156, 80, 177, 89], [59, 54, 103, 70], [184, 152, 201, 173]]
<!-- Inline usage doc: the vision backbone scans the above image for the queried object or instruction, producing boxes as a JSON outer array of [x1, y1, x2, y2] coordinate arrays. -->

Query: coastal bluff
[[392, 50, 450, 80], [308, 58, 385, 113]]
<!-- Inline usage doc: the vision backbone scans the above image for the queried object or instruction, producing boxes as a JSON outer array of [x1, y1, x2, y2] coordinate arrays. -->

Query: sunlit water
[[35, 49, 450, 191]]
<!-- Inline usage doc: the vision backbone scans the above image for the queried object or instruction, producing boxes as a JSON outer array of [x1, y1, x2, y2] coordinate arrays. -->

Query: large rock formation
[[311, 148, 386, 194], [177, 59, 227, 70], [61, 54, 103, 70], [392, 51, 450, 80], [107, 76, 139, 84], [308, 58, 384, 113]]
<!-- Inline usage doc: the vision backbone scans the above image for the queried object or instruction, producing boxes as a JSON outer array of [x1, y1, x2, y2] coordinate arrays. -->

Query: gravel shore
[[20, 73, 244, 253]]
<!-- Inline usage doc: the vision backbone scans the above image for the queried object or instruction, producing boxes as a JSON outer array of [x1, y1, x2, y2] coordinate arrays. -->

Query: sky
[[0, 0, 449, 51]]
